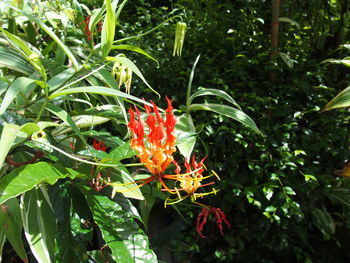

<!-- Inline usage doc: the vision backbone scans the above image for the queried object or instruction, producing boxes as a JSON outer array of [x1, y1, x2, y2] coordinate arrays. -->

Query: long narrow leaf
[[0, 228, 5, 263], [21, 187, 56, 263], [189, 88, 242, 110], [0, 77, 36, 115], [0, 123, 21, 169], [186, 55, 201, 111], [11, 7, 79, 70], [324, 86, 350, 111], [0, 46, 35, 75], [45, 103, 88, 146], [101, 0, 116, 58], [0, 198, 28, 262], [190, 103, 263, 135], [112, 44, 159, 66], [49, 86, 154, 108]]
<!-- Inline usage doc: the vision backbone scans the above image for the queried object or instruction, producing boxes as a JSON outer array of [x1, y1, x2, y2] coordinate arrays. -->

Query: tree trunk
[[270, 0, 281, 81]]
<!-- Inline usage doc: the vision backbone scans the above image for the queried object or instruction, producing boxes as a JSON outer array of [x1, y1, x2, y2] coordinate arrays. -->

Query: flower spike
[[128, 98, 177, 177]]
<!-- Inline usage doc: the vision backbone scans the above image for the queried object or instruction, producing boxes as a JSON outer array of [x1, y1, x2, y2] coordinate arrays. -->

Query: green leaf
[[0, 123, 21, 169], [0, 227, 5, 263], [284, 186, 296, 195], [21, 186, 56, 263], [312, 207, 335, 236], [189, 103, 263, 135], [101, 0, 116, 58], [0, 77, 37, 115], [82, 187, 157, 262], [1, 28, 35, 57], [175, 113, 196, 159], [1, 28, 45, 76], [45, 103, 88, 146], [112, 45, 159, 66], [49, 183, 88, 263], [189, 88, 242, 110], [322, 58, 350, 67], [107, 142, 136, 162], [53, 115, 111, 135], [324, 86, 350, 110], [110, 168, 144, 200], [326, 187, 350, 207], [279, 17, 300, 29], [0, 162, 78, 205], [49, 86, 153, 107], [87, 250, 115, 263], [47, 68, 76, 92], [11, 7, 79, 70], [93, 68, 128, 124], [89, 7, 105, 32], [0, 198, 28, 262], [186, 55, 201, 111], [0, 46, 35, 75]]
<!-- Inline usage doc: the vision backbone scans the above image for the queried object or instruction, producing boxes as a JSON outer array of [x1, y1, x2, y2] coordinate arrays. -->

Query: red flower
[[196, 207, 230, 238], [84, 16, 92, 41], [93, 139, 107, 152], [128, 97, 176, 176]]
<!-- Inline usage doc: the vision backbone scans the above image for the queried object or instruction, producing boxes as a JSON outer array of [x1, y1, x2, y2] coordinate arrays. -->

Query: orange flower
[[128, 97, 176, 177], [162, 155, 220, 206]]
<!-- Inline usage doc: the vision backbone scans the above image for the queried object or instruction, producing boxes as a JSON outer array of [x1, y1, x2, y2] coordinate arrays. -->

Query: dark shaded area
[[119, 0, 350, 262]]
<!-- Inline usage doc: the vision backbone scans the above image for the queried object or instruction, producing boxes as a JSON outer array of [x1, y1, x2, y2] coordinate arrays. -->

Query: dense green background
[[119, 0, 350, 262], [1, 0, 350, 262]]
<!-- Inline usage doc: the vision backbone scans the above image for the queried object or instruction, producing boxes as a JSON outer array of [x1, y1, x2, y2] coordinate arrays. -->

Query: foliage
[[0, 0, 260, 262], [116, 0, 350, 262], [1, 0, 350, 262]]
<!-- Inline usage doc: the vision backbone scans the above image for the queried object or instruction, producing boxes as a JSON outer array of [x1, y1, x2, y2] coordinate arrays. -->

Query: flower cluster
[[196, 207, 231, 238], [108, 98, 229, 237], [128, 97, 176, 177], [162, 155, 220, 206], [115, 98, 220, 205]]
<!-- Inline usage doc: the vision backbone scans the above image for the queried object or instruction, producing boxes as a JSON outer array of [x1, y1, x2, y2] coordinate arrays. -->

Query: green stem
[[37, 141, 142, 167], [186, 55, 201, 113], [53, 64, 107, 95], [114, 15, 183, 44], [35, 79, 49, 122]]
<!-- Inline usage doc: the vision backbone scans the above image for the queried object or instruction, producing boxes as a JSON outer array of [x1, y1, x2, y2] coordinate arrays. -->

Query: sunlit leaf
[[49, 86, 153, 107], [189, 103, 263, 135], [175, 113, 196, 160], [83, 187, 157, 262], [0, 162, 79, 205], [11, 7, 79, 70], [0, 77, 37, 115], [101, 0, 116, 58], [0, 46, 35, 75], [324, 86, 350, 110], [112, 45, 159, 66], [0, 198, 28, 262], [189, 88, 242, 110], [46, 103, 88, 146], [21, 187, 56, 263], [110, 168, 144, 201], [0, 123, 21, 169]]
